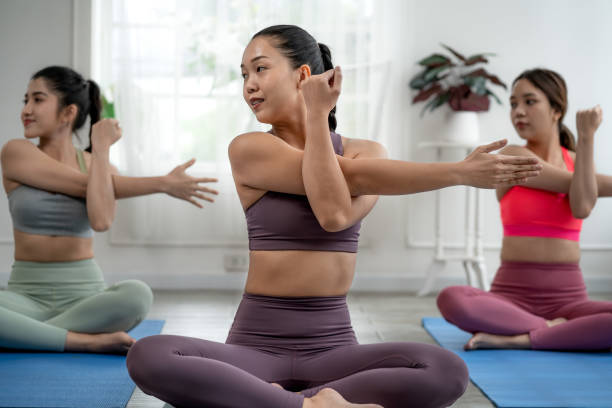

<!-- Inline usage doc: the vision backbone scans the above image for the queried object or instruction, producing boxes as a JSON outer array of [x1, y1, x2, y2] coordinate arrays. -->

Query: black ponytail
[[86, 79, 102, 153], [31, 66, 102, 151], [253, 25, 338, 131]]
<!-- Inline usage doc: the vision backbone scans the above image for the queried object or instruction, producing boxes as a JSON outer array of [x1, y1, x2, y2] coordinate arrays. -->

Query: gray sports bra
[[8, 150, 93, 238]]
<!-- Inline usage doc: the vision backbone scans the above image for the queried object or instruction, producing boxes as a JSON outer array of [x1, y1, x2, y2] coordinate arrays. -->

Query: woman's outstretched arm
[[1, 138, 218, 206], [229, 135, 541, 232]]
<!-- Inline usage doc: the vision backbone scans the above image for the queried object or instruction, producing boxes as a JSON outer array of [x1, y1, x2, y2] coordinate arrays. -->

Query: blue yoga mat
[[422, 317, 612, 408], [0, 319, 164, 408]]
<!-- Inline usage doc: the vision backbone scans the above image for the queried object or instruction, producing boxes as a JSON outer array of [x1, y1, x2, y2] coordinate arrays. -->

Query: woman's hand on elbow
[[461, 139, 542, 188]]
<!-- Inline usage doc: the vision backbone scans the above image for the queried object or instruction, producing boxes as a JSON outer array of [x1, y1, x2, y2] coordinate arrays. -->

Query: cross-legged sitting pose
[[438, 68, 612, 351], [0, 66, 218, 353], [126, 26, 541, 407]]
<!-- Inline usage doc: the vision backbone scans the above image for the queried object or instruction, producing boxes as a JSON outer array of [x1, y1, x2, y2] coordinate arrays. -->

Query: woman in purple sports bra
[[126, 25, 543, 408], [437, 69, 612, 352]]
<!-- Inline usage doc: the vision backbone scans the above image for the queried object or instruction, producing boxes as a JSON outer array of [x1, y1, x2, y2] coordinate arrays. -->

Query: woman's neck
[[38, 131, 76, 162], [526, 129, 563, 164], [270, 107, 308, 149]]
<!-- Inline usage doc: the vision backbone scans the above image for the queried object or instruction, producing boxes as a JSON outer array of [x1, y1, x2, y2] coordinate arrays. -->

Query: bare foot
[[546, 317, 567, 327], [65, 331, 135, 354], [464, 332, 530, 350], [303, 388, 383, 408], [270, 383, 283, 389]]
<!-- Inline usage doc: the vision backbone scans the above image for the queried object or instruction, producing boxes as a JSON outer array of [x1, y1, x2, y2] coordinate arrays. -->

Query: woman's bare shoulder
[[499, 144, 536, 157], [341, 136, 388, 159]]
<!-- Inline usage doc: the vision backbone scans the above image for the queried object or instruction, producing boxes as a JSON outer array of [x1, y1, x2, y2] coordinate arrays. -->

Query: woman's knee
[[126, 335, 169, 388], [425, 346, 469, 406], [112, 280, 153, 321], [436, 285, 472, 321]]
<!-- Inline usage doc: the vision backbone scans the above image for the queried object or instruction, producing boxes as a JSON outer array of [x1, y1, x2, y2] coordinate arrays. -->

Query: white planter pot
[[422, 105, 480, 145]]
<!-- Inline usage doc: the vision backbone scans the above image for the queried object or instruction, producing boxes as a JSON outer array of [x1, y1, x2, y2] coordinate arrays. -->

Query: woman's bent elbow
[[571, 204, 594, 219], [89, 214, 114, 231], [319, 213, 350, 232], [90, 220, 111, 232]]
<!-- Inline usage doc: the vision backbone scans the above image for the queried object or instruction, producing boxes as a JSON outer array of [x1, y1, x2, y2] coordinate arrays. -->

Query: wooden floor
[[127, 290, 497, 408]]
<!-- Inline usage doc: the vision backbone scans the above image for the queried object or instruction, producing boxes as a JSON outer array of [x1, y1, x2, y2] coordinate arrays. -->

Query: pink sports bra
[[500, 147, 582, 241]]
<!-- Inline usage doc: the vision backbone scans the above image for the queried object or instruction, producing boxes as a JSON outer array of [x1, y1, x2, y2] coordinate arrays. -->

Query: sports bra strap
[[76, 150, 87, 174]]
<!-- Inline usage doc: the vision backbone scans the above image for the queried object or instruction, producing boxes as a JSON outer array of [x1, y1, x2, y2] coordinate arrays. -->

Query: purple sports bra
[[245, 132, 361, 253]]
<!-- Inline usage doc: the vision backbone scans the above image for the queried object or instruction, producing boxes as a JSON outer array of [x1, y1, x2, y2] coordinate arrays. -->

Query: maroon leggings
[[437, 261, 612, 350], [127, 293, 468, 408]]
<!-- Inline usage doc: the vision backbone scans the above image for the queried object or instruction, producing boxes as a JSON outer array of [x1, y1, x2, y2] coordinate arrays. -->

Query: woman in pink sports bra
[[437, 68, 612, 351]]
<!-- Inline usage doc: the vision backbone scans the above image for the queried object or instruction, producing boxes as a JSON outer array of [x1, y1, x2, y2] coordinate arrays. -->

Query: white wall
[[0, 0, 611, 293]]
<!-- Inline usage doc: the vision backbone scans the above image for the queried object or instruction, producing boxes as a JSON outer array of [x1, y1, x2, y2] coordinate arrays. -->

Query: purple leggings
[[437, 261, 612, 350], [127, 293, 468, 408]]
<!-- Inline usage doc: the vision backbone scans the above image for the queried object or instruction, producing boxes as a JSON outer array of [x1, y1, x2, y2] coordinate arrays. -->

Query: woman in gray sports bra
[[0, 66, 218, 353]]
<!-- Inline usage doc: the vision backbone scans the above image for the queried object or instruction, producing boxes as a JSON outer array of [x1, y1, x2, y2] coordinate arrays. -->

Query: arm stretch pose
[[0, 66, 218, 354], [126, 26, 542, 408], [437, 68, 612, 351]]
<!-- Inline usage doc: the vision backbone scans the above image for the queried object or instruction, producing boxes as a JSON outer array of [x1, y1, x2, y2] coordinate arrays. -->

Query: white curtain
[[93, 0, 399, 246]]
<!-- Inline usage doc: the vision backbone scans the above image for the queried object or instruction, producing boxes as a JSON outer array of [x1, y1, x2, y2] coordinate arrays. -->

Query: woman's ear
[[297, 64, 312, 87], [61, 104, 78, 128]]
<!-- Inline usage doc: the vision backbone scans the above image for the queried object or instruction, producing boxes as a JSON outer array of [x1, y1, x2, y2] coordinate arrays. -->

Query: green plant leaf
[[431, 92, 450, 110], [486, 89, 503, 105], [418, 54, 450, 67], [409, 75, 427, 90], [464, 76, 487, 95], [424, 65, 450, 82], [101, 95, 115, 119], [421, 91, 450, 116]]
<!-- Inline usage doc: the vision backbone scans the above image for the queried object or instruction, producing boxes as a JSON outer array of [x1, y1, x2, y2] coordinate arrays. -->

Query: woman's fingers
[[193, 192, 215, 203], [331, 66, 342, 93], [495, 178, 528, 186], [180, 158, 196, 170], [186, 198, 204, 209], [497, 163, 542, 175], [195, 177, 218, 183], [498, 155, 540, 165], [195, 185, 219, 195], [476, 139, 508, 154], [497, 170, 541, 180]]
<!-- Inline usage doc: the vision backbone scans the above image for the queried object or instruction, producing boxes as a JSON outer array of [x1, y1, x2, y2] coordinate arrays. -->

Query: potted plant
[[410, 44, 507, 115], [409, 44, 507, 145]]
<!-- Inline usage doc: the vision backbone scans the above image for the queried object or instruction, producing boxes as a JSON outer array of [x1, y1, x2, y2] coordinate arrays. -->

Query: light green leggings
[[0, 259, 153, 351]]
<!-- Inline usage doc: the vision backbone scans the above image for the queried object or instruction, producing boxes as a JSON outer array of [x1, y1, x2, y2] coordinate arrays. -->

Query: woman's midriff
[[245, 250, 357, 297], [13, 229, 94, 262], [501, 235, 580, 263]]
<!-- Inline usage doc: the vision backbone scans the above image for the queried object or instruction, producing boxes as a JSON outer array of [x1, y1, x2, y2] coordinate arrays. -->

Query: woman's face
[[21, 78, 64, 139], [510, 78, 561, 143], [241, 36, 303, 125]]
